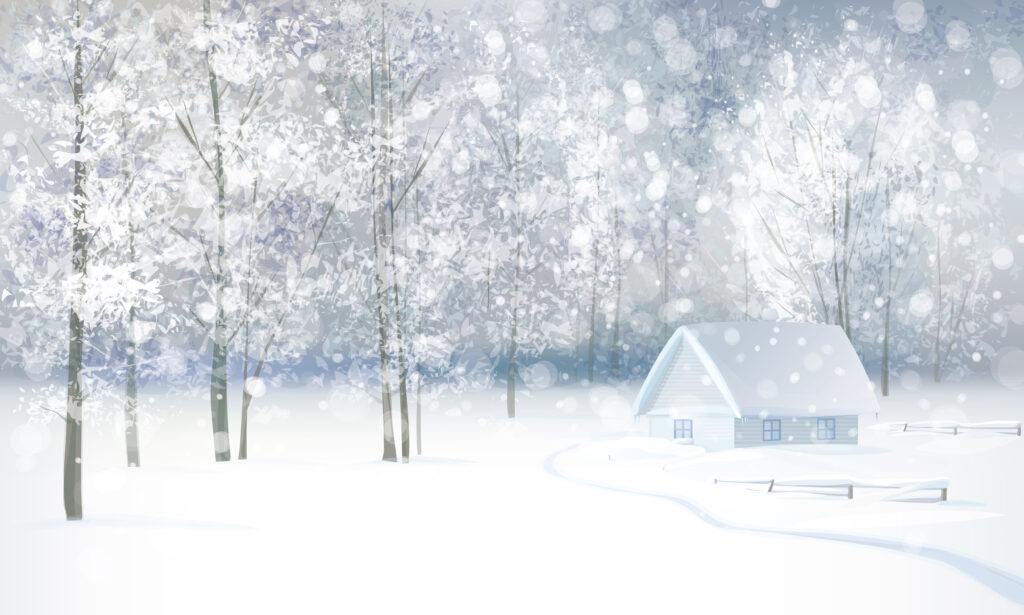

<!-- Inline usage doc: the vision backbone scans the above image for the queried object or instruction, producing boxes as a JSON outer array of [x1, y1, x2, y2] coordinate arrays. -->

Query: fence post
[[847, 484, 853, 499], [768, 479, 774, 493], [902, 423, 908, 432], [940, 487, 948, 502], [953, 426, 958, 436], [1018, 425, 1021, 437]]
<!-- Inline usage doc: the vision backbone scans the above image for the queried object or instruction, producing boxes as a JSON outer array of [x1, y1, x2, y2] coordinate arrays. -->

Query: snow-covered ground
[[2, 380, 1023, 614]]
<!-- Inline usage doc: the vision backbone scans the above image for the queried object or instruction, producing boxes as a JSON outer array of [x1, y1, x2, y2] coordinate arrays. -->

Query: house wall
[[648, 415, 674, 439], [694, 416, 735, 450], [647, 340, 728, 413], [647, 415, 735, 451], [734, 415, 859, 447]]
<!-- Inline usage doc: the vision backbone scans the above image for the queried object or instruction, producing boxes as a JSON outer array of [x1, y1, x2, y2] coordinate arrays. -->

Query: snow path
[[543, 441, 1024, 607]]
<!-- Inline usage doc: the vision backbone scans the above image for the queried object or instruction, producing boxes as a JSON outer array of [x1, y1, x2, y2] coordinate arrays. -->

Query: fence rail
[[713, 476, 949, 502], [891, 421, 1021, 436]]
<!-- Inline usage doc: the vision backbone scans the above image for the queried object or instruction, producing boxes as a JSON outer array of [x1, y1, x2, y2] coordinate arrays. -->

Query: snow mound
[[589, 437, 706, 462]]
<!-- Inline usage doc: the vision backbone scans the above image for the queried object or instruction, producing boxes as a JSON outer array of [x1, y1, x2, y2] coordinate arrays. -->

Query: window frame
[[673, 419, 693, 440], [817, 418, 836, 441], [763, 419, 781, 441]]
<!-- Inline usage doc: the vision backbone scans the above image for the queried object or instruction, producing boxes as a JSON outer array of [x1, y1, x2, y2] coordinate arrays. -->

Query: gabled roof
[[633, 322, 880, 418]]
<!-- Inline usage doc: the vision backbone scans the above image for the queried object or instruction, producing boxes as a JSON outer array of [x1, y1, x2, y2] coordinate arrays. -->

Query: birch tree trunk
[[507, 241, 520, 419], [743, 240, 750, 320], [414, 192, 423, 456], [505, 82, 523, 419], [934, 234, 943, 383], [610, 205, 622, 381], [386, 88, 411, 463], [369, 61, 396, 459], [587, 247, 598, 383], [63, 1, 86, 520], [373, 210, 398, 461], [122, 121, 141, 467], [660, 207, 669, 339], [124, 216, 141, 466], [573, 297, 582, 382], [204, 0, 230, 462], [389, 215, 411, 461], [881, 183, 893, 397]]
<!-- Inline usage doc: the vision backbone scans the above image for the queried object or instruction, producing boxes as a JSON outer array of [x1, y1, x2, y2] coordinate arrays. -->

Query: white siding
[[693, 416, 735, 450], [734, 415, 859, 447], [648, 340, 728, 413], [648, 415, 674, 439], [648, 415, 734, 450]]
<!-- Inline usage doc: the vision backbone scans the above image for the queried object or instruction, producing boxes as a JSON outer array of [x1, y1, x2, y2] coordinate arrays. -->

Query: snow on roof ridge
[[634, 320, 879, 417]]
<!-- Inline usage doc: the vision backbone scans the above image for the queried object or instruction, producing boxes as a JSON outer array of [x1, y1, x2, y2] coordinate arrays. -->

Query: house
[[632, 321, 879, 449]]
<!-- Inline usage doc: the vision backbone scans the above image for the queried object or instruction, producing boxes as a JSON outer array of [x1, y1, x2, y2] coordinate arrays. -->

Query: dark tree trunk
[[414, 192, 423, 456], [239, 390, 252, 460], [64, 1, 86, 520], [743, 241, 749, 320], [415, 364, 422, 456], [122, 122, 140, 467], [610, 206, 622, 381], [387, 235, 411, 462], [388, 200, 410, 462], [485, 253, 491, 312], [882, 298, 891, 396], [124, 278, 141, 467], [373, 208, 397, 461], [573, 297, 582, 382], [507, 240, 521, 419], [934, 235, 942, 383], [586, 247, 598, 384], [881, 183, 892, 397]]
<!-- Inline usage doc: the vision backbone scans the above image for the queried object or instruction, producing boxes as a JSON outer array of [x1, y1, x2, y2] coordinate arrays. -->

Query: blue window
[[763, 419, 781, 441], [673, 419, 693, 439], [817, 418, 836, 440]]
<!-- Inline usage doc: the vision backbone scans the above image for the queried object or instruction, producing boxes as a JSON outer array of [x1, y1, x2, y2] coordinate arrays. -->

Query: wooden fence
[[892, 421, 1021, 436], [713, 476, 949, 502]]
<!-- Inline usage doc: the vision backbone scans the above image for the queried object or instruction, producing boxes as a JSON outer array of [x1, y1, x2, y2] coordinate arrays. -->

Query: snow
[[893, 0, 927, 34], [483, 30, 505, 56], [513, 0, 546, 26], [636, 322, 879, 418], [472, 75, 502, 107], [243, 377, 266, 398], [564, 381, 1024, 598], [909, 290, 934, 317], [952, 130, 979, 162], [587, 5, 621, 34], [3, 381, 1023, 614], [307, 52, 326, 73], [989, 47, 1024, 88], [621, 80, 644, 105], [645, 177, 667, 201], [946, 20, 971, 52], [3, 0, 1024, 610], [855, 75, 881, 109], [623, 106, 648, 134], [652, 16, 678, 46], [915, 83, 936, 111], [992, 347, 1024, 388], [992, 246, 1015, 270], [662, 39, 697, 74]]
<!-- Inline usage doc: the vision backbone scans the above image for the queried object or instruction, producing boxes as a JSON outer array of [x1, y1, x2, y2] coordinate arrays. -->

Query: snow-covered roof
[[633, 322, 880, 418]]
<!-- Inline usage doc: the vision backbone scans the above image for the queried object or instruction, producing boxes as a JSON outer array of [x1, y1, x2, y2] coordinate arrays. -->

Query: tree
[[1, 0, 156, 518], [162, 0, 281, 461], [313, 4, 450, 460]]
